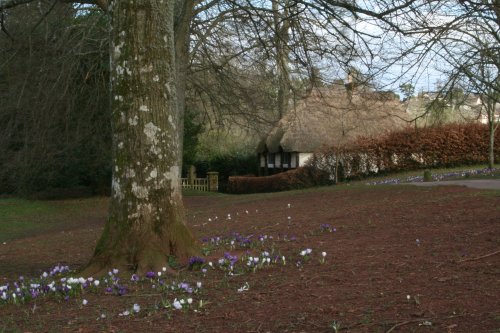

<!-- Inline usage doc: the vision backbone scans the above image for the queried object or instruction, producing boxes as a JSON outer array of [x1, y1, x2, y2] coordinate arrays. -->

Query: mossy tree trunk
[[85, 0, 198, 275], [487, 103, 497, 169], [174, 0, 194, 171]]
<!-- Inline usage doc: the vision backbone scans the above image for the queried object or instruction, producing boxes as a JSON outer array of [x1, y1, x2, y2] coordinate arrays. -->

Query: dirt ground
[[0, 185, 499, 332]]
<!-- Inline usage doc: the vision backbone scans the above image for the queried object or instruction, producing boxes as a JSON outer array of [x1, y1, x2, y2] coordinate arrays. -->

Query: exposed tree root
[[81, 220, 199, 277], [385, 314, 464, 333], [456, 249, 500, 263]]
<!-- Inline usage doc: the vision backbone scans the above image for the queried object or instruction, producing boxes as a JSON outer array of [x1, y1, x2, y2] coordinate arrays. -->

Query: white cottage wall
[[298, 153, 313, 167]]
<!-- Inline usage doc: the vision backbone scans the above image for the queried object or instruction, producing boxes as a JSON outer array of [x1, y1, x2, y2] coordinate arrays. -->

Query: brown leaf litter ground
[[0, 184, 499, 332]]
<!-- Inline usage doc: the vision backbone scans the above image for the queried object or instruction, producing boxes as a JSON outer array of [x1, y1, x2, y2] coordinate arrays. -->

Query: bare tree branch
[[0, 0, 107, 11]]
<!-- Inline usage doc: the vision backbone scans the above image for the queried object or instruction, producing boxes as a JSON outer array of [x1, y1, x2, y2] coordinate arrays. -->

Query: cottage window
[[282, 152, 291, 167], [291, 153, 297, 168], [259, 154, 266, 167], [267, 153, 275, 167]]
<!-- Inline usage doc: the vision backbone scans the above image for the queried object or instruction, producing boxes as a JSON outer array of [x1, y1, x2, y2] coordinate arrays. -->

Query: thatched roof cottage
[[257, 86, 408, 174]]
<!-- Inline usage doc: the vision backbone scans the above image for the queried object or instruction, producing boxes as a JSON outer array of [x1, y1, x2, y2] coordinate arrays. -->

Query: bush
[[423, 170, 432, 182], [193, 153, 258, 192], [227, 167, 330, 194], [309, 123, 499, 182]]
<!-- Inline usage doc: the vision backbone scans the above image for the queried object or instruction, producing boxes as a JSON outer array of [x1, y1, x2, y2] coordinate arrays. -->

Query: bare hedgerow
[[309, 123, 499, 182]]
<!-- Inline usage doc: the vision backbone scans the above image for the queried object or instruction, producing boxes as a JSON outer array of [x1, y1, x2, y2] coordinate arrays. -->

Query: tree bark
[[174, 0, 194, 172], [85, 0, 198, 275], [489, 120, 495, 169], [488, 99, 496, 169]]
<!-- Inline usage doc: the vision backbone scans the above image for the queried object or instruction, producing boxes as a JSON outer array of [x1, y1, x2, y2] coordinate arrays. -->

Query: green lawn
[[0, 197, 108, 243], [0, 199, 56, 242], [1, 164, 498, 243]]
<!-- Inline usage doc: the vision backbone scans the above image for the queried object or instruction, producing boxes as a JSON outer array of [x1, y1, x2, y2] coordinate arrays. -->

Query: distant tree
[[182, 108, 203, 175], [0, 3, 111, 196], [399, 83, 415, 101], [429, 1, 499, 167], [384, 1, 499, 167]]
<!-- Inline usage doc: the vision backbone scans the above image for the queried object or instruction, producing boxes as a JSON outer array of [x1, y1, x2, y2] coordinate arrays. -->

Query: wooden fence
[[180, 177, 208, 191], [180, 170, 219, 192]]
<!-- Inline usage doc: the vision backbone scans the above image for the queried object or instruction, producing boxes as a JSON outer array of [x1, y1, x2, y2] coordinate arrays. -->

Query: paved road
[[409, 179, 500, 190]]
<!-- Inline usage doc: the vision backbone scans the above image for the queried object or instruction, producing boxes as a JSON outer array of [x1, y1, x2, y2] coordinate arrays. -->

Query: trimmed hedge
[[309, 123, 499, 182], [227, 123, 497, 193], [227, 167, 329, 194]]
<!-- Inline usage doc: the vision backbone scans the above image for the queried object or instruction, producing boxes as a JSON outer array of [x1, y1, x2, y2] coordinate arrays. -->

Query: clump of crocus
[[299, 248, 313, 261], [320, 224, 336, 233], [188, 256, 206, 270]]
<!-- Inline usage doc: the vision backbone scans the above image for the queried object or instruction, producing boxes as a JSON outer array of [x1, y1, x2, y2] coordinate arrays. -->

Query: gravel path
[[409, 179, 500, 190]]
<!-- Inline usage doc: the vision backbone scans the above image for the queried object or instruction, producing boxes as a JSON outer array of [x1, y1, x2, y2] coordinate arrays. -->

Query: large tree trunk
[[488, 112, 495, 169], [85, 0, 198, 275], [174, 0, 194, 172], [485, 90, 498, 169]]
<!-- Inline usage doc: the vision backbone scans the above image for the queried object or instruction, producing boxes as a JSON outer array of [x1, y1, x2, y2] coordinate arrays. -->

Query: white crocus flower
[[119, 310, 130, 316], [237, 282, 250, 292], [173, 299, 182, 310]]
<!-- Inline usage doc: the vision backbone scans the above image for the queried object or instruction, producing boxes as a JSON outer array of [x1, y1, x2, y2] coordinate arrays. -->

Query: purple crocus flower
[[117, 286, 127, 296], [224, 252, 238, 266], [188, 256, 206, 268]]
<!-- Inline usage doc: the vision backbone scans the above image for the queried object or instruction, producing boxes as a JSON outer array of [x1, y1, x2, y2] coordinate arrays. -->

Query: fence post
[[207, 171, 219, 192], [188, 165, 196, 185]]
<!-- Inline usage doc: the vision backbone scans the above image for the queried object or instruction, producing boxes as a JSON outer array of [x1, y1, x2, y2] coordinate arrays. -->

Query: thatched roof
[[258, 87, 409, 153]]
